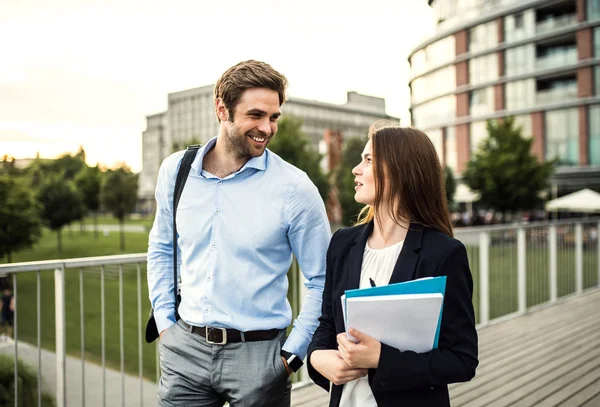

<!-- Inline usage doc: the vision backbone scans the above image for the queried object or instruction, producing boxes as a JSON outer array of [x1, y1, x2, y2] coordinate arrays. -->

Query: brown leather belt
[[180, 320, 280, 345]]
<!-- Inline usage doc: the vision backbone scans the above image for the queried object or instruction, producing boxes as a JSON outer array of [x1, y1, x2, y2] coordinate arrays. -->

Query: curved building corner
[[410, 0, 600, 195]]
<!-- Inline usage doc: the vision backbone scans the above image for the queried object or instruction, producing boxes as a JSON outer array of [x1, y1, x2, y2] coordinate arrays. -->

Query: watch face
[[287, 354, 303, 372]]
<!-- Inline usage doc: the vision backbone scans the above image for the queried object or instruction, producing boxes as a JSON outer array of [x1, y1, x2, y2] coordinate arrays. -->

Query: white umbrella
[[545, 188, 600, 213], [454, 184, 481, 204]]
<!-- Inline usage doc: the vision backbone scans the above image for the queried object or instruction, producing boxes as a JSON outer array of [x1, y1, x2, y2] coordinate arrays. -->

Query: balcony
[[535, 47, 577, 71], [536, 86, 578, 104], [536, 13, 578, 35]]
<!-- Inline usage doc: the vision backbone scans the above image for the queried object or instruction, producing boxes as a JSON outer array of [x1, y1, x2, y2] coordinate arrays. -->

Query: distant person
[[308, 125, 479, 406], [0, 284, 15, 340], [147, 60, 331, 406]]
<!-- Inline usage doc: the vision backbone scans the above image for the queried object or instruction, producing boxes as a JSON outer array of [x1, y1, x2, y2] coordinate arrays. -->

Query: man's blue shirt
[[147, 137, 331, 359]]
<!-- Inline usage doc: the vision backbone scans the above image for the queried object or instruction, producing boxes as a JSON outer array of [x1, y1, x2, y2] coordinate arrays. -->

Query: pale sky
[[0, 0, 435, 172]]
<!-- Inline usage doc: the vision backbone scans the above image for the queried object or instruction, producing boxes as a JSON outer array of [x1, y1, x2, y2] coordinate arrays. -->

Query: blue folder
[[345, 276, 447, 348]]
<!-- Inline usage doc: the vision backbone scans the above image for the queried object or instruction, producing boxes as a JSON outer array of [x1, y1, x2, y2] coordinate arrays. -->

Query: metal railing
[[455, 218, 600, 326], [0, 218, 599, 406]]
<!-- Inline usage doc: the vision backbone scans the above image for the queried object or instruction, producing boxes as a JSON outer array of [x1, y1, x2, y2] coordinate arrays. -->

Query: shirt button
[[218, 180, 223, 185], [204, 307, 209, 313], [207, 276, 212, 281], [212, 244, 216, 248], [215, 210, 219, 215]]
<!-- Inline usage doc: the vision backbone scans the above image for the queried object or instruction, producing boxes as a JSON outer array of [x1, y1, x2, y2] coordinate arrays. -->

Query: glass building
[[410, 0, 600, 194]]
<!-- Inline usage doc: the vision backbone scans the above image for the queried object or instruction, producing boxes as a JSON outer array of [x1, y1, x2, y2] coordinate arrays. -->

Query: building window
[[590, 105, 600, 165], [426, 129, 444, 163], [445, 126, 458, 173], [513, 114, 533, 139], [545, 108, 579, 166], [594, 28, 600, 57], [470, 121, 487, 153], [469, 20, 498, 53], [469, 54, 499, 85], [514, 12, 524, 29], [505, 9, 535, 42], [505, 44, 535, 76], [411, 95, 456, 128], [411, 66, 456, 104], [588, 0, 600, 20], [469, 87, 494, 117], [505, 79, 535, 110], [595, 66, 600, 96]]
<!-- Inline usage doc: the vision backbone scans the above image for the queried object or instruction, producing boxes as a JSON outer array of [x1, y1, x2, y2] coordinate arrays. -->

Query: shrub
[[0, 354, 54, 407]]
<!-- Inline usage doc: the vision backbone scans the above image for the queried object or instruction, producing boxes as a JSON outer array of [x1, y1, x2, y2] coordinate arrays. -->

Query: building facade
[[409, 0, 600, 195], [138, 86, 397, 205]]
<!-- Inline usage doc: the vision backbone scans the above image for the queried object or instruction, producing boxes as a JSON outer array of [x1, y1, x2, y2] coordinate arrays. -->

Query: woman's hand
[[337, 328, 381, 369], [310, 349, 368, 386]]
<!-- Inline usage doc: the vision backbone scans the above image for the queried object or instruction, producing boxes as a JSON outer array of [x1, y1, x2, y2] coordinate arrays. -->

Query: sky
[[1, 0, 436, 173]]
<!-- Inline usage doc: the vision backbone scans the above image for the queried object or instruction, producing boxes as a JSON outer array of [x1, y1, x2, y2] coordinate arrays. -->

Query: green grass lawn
[[3, 226, 599, 382], [78, 214, 154, 227]]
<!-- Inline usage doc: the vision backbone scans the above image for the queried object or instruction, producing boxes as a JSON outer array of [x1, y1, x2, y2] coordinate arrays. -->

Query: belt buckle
[[205, 327, 227, 345]]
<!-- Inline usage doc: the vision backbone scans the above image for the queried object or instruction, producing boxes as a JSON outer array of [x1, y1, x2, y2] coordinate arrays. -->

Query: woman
[[307, 125, 478, 407]]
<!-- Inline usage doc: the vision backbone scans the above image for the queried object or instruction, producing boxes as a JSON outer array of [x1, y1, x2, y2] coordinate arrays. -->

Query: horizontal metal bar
[[0, 253, 147, 274], [455, 217, 600, 235]]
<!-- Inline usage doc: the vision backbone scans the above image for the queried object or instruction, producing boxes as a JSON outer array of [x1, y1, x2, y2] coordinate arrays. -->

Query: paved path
[[0, 340, 157, 407], [291, 288, 600, 407]]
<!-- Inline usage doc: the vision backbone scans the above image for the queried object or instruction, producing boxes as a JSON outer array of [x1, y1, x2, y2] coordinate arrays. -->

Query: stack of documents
[[342, 276, 446, 353]]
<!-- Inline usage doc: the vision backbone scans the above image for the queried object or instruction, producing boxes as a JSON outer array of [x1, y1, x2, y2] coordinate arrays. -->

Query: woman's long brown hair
[[356, 125, 453, 237]]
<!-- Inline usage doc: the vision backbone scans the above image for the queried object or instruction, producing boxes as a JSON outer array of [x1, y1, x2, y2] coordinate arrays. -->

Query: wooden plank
[[581, 391, 600, 407], [456, 341, 600, 406], [559, 379, 600, 407], [451, 315, 600, 400], [452, 330, 600, 406], [527, 364, 600, 407]]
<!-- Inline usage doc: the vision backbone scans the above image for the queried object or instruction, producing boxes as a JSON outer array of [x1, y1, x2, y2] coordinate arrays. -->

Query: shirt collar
[[191, 136, 268, 176]]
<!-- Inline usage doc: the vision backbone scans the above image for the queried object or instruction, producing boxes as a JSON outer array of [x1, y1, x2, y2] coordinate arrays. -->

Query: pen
[[369, 278, 376, 287]]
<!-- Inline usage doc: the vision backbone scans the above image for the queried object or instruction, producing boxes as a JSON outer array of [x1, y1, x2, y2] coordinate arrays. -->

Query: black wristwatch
[[280, 350, 304, 373]]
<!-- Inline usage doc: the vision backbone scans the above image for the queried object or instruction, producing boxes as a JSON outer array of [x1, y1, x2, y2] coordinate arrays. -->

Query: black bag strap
[[173, 144, 201, 320]]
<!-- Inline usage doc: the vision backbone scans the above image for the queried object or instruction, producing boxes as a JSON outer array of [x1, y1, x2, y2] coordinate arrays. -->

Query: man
[[0, 282, 14, 341], [147, 60, 331, 406]]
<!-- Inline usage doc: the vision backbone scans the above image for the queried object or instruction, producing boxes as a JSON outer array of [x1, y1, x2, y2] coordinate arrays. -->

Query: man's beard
[[225, 120, 270, 160]]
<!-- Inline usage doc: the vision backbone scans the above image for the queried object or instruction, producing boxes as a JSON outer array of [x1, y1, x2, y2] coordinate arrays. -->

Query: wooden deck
[[291, 288, 600, 407]]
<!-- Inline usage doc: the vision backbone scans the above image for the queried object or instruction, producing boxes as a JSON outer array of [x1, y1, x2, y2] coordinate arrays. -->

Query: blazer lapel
[[345, 222, 373, 290], [389, 223, 424, 284]]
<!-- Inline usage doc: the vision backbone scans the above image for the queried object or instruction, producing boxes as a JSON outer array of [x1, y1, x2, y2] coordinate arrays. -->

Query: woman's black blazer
[[307, 221, 478, 407]]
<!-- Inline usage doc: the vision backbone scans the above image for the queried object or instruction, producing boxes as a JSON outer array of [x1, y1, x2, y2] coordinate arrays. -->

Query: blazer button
[[380, 381, 387, 388]]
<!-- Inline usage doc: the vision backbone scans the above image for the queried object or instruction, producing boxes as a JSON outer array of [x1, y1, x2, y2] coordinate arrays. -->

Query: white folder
[[342, 293, 443, 353]]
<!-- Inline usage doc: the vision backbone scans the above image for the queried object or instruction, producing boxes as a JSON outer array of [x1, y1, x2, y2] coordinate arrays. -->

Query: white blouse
[[339, 239, 404, 407]]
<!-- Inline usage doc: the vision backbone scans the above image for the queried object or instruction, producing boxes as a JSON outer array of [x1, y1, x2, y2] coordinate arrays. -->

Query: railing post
[[597, 221, 600, 288], [549, 225, 558, 303], [479, 231, 490, 325], [575, 223, 583, 294], [55, 266, 66, 407], [518, 228, 527, 314]]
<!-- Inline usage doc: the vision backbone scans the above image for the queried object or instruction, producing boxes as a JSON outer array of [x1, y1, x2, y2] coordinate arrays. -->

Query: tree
[[75, 165, 102, 237], [444, 166, 456, 210], [462, 117, 555, 216], [0, 175, 42, 263], [52, 152, 87, 180], [337, 136, 368, 226], [37, 174, 84, 254], [172, 137, 202, 153], [268, 117, 330, 201], [102, 166, 138, 251]]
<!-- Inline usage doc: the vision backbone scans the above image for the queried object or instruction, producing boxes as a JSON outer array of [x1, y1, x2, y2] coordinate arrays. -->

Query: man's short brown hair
[[214, 60, 288, 122]]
